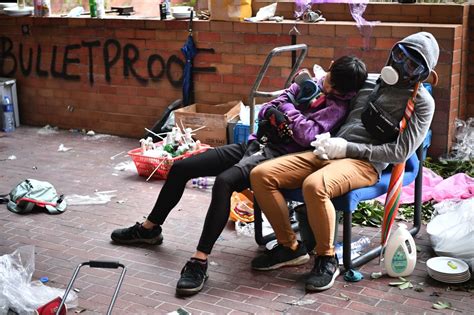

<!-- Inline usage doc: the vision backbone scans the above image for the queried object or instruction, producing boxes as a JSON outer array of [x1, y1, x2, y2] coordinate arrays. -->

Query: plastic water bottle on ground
[[2, 96, 15, 132], [191, 177, 216, 189], [335, 236, 370, 260]]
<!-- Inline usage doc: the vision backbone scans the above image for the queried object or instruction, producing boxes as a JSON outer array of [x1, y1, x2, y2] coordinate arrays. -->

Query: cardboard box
[[174, 100, 241, 147]]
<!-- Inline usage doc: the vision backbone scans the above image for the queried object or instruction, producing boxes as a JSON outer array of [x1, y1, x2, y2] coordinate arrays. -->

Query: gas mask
[[381, 44, 427, 86]]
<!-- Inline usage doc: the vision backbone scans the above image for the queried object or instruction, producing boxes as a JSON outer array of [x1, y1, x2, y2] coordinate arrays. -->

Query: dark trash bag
[[6, 179, 67, 214]]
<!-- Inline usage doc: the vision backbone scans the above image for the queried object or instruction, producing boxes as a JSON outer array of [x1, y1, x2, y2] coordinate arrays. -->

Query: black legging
[[147, 143, 250, 254]]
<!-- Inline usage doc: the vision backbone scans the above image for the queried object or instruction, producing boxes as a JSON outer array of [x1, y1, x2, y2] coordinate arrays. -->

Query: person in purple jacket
[[110, 55, 368, 296]]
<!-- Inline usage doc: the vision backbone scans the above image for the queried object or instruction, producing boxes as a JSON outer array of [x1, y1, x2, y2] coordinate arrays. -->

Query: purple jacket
[[249, 76, 354, 153]]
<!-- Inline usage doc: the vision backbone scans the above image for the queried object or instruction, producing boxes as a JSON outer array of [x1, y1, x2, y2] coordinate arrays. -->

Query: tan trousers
[[250, 151, 378, 256]]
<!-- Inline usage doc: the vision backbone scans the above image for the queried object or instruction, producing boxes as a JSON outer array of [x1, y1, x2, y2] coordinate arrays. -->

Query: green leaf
[[399, 277, 407, 282], [399, 281, 413, 290], [389, 281, 405, 286]]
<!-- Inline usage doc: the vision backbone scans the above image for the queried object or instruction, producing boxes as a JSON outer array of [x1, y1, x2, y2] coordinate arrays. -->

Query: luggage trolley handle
[[248, 44, 308, 133], [57, 261, 127, 315]]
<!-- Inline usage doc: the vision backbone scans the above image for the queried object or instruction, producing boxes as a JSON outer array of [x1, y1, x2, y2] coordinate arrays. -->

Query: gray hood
[[387, 32, 439, 81]]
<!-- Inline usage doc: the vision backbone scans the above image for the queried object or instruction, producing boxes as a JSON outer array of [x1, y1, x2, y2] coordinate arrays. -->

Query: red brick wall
[[0, 3, 468, 157]]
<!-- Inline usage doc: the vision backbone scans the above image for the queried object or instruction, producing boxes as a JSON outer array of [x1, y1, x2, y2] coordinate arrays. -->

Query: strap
[[399, 82, 420, 132]]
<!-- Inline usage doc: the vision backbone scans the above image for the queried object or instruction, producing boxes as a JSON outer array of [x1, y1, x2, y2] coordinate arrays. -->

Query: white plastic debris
[[65, 190, 117, 206], [8, 155, 16, 160], [58, 144, 72, 152], [37, 125, 59, 135], [86, 130, 95, 136], [114, 161, 136, 172], [286, 299, 316, 306]]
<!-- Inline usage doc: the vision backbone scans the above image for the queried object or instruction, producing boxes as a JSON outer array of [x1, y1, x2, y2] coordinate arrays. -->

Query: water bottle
[[192, 177, 215, 189], [2, 96, 15, 132], [335, 236, 370, 259]]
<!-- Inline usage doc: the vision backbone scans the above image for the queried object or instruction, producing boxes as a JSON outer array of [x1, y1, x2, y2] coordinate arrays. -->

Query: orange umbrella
[[381, 82, 420, 249]]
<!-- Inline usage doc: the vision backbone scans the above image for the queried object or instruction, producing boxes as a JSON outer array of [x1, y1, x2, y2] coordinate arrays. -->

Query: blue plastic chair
[[254, 132, 431, 271]]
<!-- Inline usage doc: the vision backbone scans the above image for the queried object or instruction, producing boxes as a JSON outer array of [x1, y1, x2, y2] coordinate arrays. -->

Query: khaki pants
[[250, 151, 378, 256]]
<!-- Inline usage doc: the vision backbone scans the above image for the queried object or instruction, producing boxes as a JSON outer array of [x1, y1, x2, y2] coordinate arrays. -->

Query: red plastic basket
[[128, 143, 210, 180]]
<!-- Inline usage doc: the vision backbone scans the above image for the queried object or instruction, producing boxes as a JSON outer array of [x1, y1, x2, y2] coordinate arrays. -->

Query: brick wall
[[0, 3, 468, 157]]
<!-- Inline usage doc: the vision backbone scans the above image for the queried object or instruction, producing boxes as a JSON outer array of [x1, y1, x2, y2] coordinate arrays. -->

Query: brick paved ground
[[1, 127, 472, 314]]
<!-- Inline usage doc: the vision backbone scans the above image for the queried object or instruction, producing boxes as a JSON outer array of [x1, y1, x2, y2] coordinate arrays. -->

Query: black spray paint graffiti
[[0, 36, 216, 86]]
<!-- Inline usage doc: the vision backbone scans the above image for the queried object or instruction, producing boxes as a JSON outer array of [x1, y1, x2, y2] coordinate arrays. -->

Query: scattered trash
[[114, 161, 136, 172], [234, 221, 254, 237], [192, 177, 215, 189], [75, 308, 86, 313], [58, 144, 72, 152], [441, 117, 473, 161], [0, 155, 16, 161], [426, 198, 474, 267], [389, 277, 413, 290], [0, 245, 77, 314], [73, 288, 81, 293], [32, 166, 37, 170], [339, 293, 351, 301], [432, 301, 459, 312], [110, 151, 126, 160], [116, 200, 126, 204], [37, 125, 59, 135], [414, 287, 424, 292], [244, 2, 278, 22], [65, 190, 116, 206], [285, 299, 316, 306], [86, 130, 95, 136], [40, 277, 49, 283], [167, 307, 191, 315], [371, 272, 383, 279], [209, 261, 218, 266]]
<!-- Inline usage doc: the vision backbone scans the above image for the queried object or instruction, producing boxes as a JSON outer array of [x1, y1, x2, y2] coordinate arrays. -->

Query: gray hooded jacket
[[335, 32, 439, 175]]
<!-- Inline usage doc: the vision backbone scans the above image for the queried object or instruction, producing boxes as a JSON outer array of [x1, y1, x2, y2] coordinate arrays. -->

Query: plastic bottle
[[334, 236, 370, 259], [384, 224, 417, 277], [2, 96, 15, 132], [192, 177, 215, 189], [89, 0, 97, 17], [96, 0, 105, 18]]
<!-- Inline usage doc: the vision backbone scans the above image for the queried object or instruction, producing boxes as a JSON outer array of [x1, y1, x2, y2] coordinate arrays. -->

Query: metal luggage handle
[[56, 261, 127, 315], [248, 44, 308, 133]]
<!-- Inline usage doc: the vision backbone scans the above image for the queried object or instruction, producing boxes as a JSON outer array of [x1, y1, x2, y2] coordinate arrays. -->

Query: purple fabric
[[249, 75, 354, 154]]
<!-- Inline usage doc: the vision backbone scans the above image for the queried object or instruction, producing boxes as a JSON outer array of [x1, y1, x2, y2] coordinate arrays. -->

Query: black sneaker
[[176, 259, 209, 296], [111, 222, 163, 245], [251, 241, 310, 271], [305, 255, 340, 291]]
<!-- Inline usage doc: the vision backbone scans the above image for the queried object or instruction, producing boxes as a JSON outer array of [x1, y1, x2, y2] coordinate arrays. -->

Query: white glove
[[320, 137, 347, 159], [311, 132, 330, 160]]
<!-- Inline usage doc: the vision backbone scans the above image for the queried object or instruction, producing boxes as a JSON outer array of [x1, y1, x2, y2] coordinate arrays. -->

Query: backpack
[[6, 179, 67, 214]]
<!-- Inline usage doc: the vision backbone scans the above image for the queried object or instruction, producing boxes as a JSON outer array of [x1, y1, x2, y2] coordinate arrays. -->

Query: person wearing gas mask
[[110, 55, 367, 296], [250, 32, 439, 292]]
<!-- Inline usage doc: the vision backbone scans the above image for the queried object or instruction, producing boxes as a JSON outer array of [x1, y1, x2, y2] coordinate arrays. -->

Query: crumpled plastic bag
[[0, 245, 78, 315], [426, 198, 474, 267]]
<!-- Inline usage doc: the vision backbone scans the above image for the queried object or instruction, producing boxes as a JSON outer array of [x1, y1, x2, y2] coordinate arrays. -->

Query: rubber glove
[[311, 132, 330, 160], [321, 137, 348, 159]]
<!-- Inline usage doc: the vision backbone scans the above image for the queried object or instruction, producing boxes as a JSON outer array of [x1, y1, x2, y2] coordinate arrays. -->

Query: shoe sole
[[175, 275, 208, 296], [252, 253, 310, 271], [305, 268, 340, 291], [111, 235, 163, 245]]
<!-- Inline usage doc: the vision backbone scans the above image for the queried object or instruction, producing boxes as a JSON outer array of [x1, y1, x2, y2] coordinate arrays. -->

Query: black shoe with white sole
[[111, 222, 163, 245], [176, 259, 209, 296], [251, 241, 310, 271], [305, 255, 340, 291]]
